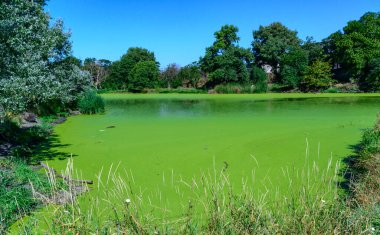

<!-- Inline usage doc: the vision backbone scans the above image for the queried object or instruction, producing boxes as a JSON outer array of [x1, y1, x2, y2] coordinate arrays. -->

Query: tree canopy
[[199, 25, 252, 87], [324, 12, 380, 80], [252, 22, 301, 77], [129, 61, 160, 92], [0, 0, 91, 114], [105, 47, 158, 90]]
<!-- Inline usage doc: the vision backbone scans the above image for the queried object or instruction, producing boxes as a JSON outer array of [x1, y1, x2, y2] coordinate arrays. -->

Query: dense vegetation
[[82, 12, 380, 94], [0, 158, 54, 232], [0, 1, 102, 230], [0, 0, 103, 118]]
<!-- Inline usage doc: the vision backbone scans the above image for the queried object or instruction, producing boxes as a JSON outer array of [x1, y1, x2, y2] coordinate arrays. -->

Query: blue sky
[[46, 0, 380, 68]]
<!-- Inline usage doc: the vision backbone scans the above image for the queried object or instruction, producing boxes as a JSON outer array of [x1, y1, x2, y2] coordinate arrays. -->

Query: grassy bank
[[0, 158, 53, 232], [11, 117, 380, 234], [0, 115, 68, 233]]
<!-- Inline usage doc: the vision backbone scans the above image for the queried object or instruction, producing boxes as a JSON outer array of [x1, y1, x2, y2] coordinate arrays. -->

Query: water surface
[[46, 94, 380, 216]]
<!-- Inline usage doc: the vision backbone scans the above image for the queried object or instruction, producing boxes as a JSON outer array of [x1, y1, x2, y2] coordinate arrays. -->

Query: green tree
[[160, 64, 180, 89], [177, 63, 202, 88], [0, 0, 91, 114], [300, 60, 334, 91], [324, 12, 380, 81], [105, 47, 158, 89], [359, 58, 380, 92], [250, 66, 268, 93], [199, 25, 252, 87], [129, 61, 159, 92], [280, 47, 309, 88], [302, 37, 324, 63], [213, 25, 240, 51], [252, 22, 302, 78]]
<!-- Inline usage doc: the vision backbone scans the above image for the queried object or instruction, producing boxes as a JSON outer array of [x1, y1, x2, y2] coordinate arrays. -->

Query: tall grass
[[13, 151, 377, 234], [0, 158, 54, 232], [78, 89, 105, 114], [214, 84, 256, 94]]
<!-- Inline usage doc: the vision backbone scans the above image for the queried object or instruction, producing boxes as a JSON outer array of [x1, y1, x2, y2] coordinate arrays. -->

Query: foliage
[[302, 37, 325, 63], [359, 58, 380, 92], [300, 60, 334, 92], [177, 63, 202, 88], [160, 63, 181, 89], [280, 47, 309, 88], [78, 90, 105, 114], [0, 158, 53, 232], [249, 66, 268, 93], [105, 48, 158, 90], [128, 61, 160, 92], [157, 88, 204, 94], [0, 117, 51, 159], [252, 22, 302, 76], [342, 118, 380, 227], [324, 12, 380, 81], [82, 58, 111, 89], [214, 83, 255, 94], [199, 25, 252, 87], [0, 0, 91, 115]]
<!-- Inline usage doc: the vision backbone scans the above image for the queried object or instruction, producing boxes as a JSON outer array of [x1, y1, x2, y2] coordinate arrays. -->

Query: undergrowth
[[0, 159, 52, 232], [78, 89, 105, 114]]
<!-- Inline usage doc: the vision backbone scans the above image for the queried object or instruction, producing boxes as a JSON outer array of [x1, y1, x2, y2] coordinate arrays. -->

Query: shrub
[[214, 84, 242, 94], [157, 88, 204, 94], [323, 87, 340, 93], [250, 66, 268, 93], [359, 58, 380, 92], [300, 60, 334, 92], [0, 159, 54, 232], [78, 90, 105, 114]]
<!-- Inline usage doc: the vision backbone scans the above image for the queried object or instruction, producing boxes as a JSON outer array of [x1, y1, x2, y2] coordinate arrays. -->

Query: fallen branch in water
[[40, 162, 93, 185]]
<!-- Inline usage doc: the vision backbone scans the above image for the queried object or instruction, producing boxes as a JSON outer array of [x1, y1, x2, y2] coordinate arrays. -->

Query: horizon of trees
[[73, 12, 380, 93]]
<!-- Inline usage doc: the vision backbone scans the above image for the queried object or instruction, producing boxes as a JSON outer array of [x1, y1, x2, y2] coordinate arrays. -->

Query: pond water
[[43, 93, 380, 218]]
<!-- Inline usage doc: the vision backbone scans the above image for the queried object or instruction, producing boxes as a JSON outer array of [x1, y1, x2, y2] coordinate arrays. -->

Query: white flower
[[125, 198, 131, 204]]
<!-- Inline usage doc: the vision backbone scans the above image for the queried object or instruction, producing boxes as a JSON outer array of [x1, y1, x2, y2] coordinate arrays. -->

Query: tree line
[[83, 12, 380, 93], [0, 0, 379, 118]]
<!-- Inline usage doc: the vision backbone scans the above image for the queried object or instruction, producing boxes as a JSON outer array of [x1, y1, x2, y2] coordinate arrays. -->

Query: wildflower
[[125, 198, 131, 204]]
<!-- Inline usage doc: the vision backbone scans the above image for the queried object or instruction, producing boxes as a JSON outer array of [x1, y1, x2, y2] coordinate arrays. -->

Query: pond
[[43, 93, 380, 219]]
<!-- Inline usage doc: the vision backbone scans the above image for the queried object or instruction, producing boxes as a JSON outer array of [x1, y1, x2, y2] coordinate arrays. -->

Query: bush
[[157, 88, 204, 94], [214, 84, 242, 94], [250, 66, 268, 93], [323, 87, 340, 93], [78, 90, 105, 114], [300, 60, 334, 92], [0, 158, 54, 232], [359, 58, 380, 92]]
